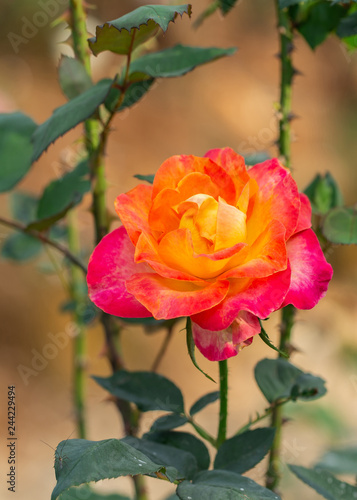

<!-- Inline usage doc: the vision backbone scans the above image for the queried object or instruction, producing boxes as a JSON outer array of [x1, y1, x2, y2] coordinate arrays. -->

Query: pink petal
[[248, 159, 300, 240], [126, 274, 230, 320], [283, 229, 333, 309], [191, 267, 291, 330], [191, 311, 261, 361], [87, 226, 152, 318], [294, 193, 312, 234]]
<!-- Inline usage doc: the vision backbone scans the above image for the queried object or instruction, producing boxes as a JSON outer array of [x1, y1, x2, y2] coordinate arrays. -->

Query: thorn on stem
[[292, 67, 303, 77]]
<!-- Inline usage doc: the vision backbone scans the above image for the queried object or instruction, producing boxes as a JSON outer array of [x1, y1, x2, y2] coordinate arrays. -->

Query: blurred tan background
[[0, 0, 357, 499]]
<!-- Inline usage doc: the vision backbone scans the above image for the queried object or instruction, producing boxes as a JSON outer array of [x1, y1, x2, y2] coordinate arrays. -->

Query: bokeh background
[[0, 0, 357, 499]]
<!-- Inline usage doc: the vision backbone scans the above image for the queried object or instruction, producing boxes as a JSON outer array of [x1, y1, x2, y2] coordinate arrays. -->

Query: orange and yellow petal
[[115, 184, 152, 245], [152, 155, 213, 198], [126, 273, 230, 319], [220, 219, 287, 279], [215, 199, 246, 251], [204, 147, 249, 198], [135, 232, 204, 282]]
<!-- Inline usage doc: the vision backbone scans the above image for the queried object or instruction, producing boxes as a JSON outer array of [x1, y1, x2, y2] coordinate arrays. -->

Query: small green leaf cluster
[[280, 0, 357, 51], [304, 173, 357, 245]]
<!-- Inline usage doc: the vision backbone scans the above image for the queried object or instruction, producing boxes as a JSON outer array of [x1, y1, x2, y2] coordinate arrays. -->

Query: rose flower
[[87, 148, 333, 361]]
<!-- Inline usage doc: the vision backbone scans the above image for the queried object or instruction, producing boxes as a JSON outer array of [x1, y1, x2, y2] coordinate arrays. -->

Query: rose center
[[177, 194, 247, 254]]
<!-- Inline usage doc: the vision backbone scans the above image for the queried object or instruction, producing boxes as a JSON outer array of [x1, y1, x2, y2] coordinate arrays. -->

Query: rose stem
[[68, 2, 147, 498], [67, 208, 87, 439], [266, 2, 297, 491], [151, 326, 175, 372], [216, 359, 228, 447], [0, 216, 87, 274], [275, 2, 294, 170]]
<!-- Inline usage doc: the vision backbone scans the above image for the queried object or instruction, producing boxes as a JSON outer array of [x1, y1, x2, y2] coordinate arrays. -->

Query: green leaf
[[58, 485, 130, 500], [176, 470, 281, 499], [150, 414, 188, 432], [134, 173, 155, 184], [259, 324, 288, 358], [316, 447, 357, 475], [254, 358, 327, 403], [288, 465, 357, 500], [37, 160, 90, 220], [244, 152, 270, 166], [92, 370, 184, 413], [194, 0, 238, 28], [322, 207, 357, 244], [337, 11, 357, 38], [51, 438, 169, 500], [341, 33, 357, 51], [120, 317, 181, 335], [1, 233, 42, 261], [27, 205, 77, 232], [297, 3, 346, 49], [119, 316, 166, 326], [123, 436, 197, 480], [50, 225, 68, 240], [186, 318, 216, 383], [88, 5, 192, 56], [0, 112, 37, 192], [129, 45, 236, 80], [145, 431, 210, 471], [32, 79, 113, 162], [279, 0, 310, 7], [219, 0, 239, 15], [189, 392, 220, 416], [214, 428, 275, 474], [58, 56, 93, 100], [304, 173, 343, 215], [105, 79, 155, 113], [10, 192, 38, 224], [60, 299, 98, 325]]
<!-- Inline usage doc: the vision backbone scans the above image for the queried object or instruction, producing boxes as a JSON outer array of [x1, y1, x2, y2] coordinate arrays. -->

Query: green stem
[[69, 0, 106, 244], [151, 327, 174, 372], [67, 208, 87, 439], [275, 2, 294, 170], [266, 305, 296, 491], [236, 397, 291, 435], [186, 416, 217, 447], [217, 359, 228, 448], [133, 476, 149, 500], [0, 216, 87, 274], [266, 3, 296, 490], [68, 5, 146, 498]]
